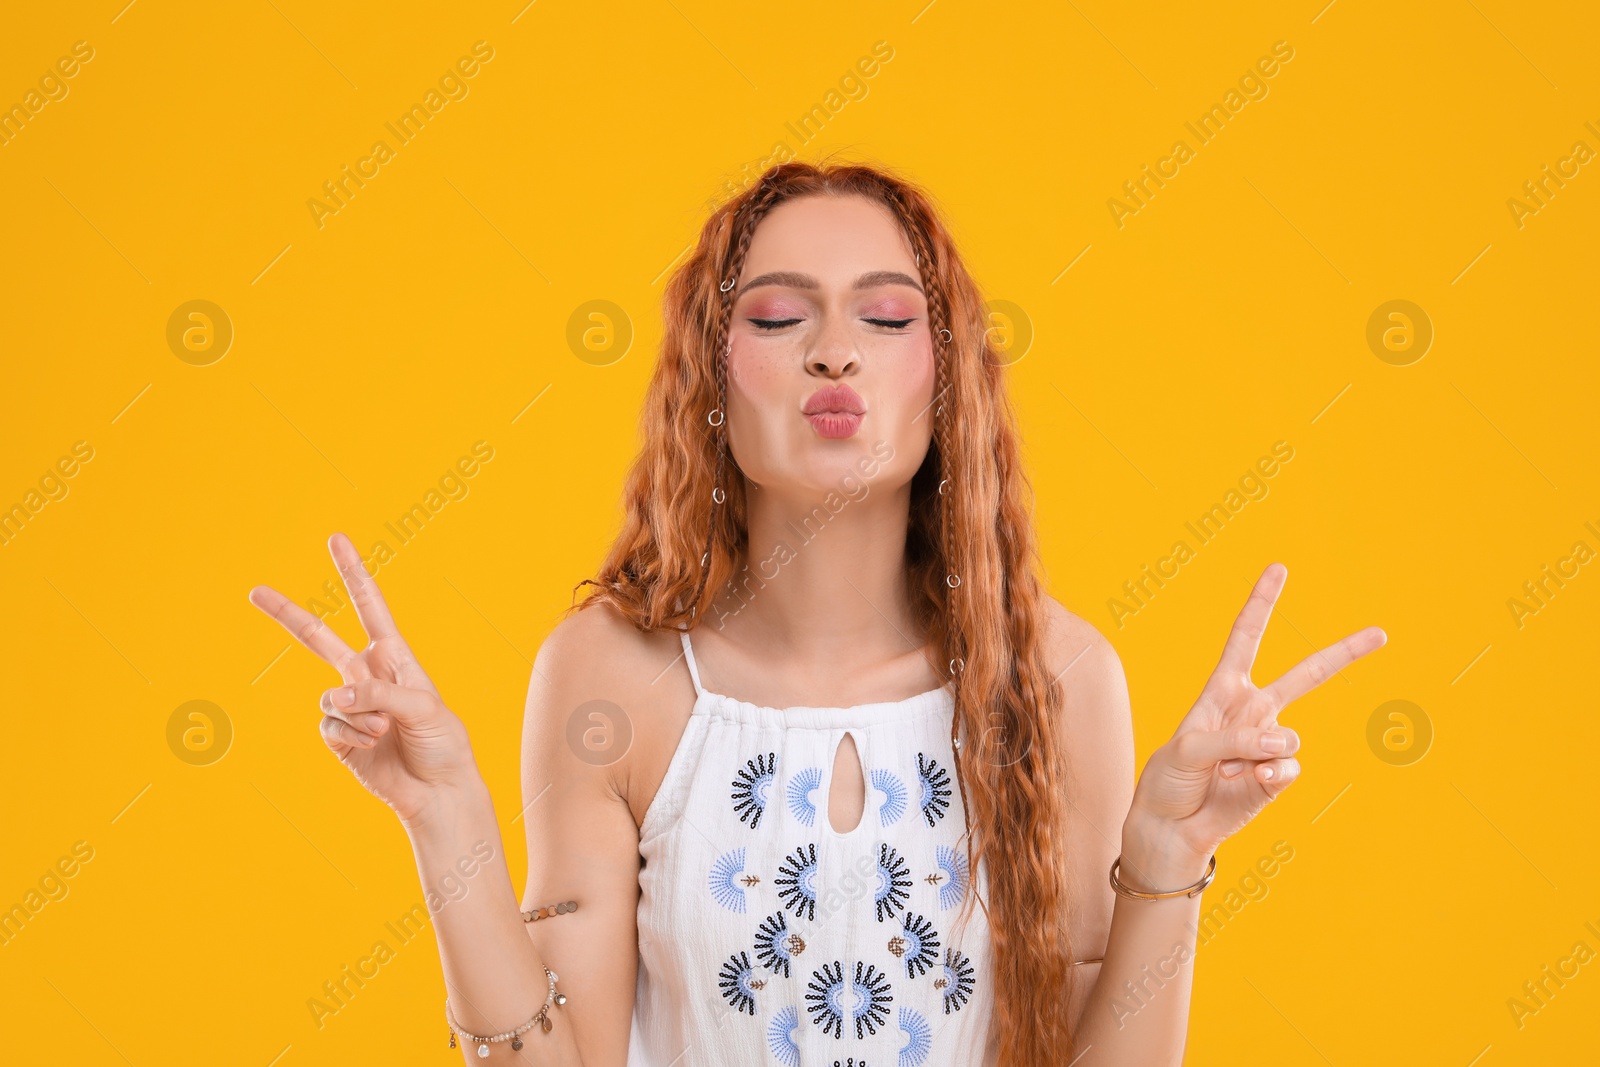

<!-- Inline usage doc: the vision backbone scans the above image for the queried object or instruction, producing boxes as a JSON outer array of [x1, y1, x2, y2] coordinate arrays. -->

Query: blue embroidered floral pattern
[[719, 950, 759, 1015], [937, 947, 975, 1015], [873, 843, 912, 922], [709, 847, 749, 912], [732, 752, 777, 829], [767, 1004, 802, 1066], [755, 910, 801, 978], [787, 766, 822, 827], [897, 1006, 933, 1067], [916, 752, 952, 827], [933, 844, 969, 912], [635, 631, 988, 1066], [872, 768, 907, 826], [807, 960, 894, 1039], [776, 842, 819, 921], [896, 913, 941, 978]]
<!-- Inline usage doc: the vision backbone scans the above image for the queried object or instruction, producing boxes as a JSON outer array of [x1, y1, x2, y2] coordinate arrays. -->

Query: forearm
[[1071, 818, 1212, 1066], [405, 778, 583, 1065]]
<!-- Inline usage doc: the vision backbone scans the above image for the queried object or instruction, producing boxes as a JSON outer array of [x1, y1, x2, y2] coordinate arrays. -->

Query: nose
[[806, 313, 859, 378]]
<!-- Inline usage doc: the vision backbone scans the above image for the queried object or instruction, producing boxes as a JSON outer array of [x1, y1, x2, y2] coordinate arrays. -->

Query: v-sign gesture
[[248, 533, 479, 827], [1122, 563, 1387, 885]]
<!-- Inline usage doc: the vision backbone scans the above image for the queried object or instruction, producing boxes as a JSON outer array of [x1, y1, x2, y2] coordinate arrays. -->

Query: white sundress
[[628, 629, 997, 1067]]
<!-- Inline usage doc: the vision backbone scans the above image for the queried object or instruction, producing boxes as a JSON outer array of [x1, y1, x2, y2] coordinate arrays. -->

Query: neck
[[707, 477, 922, 664]]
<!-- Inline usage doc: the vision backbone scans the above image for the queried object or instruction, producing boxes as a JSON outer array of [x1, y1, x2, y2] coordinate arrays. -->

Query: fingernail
[[333, 687, 354, 707], [370, 715, 387, 733], [1220, 760, 1245, 778], [1261, 765, 1276, 780], [1260, 732, 1285, 754]]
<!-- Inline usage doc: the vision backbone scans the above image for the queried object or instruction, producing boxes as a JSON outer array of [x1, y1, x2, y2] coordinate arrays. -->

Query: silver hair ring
[[712, 487, 726, 504], [701, 552, 709, 566], [708, 408, 724, 426], [939, 328, 952, 343], [946, 574, 961, 589], [720, 277, 735, 292], [938, 478, 950, 496], [949, 657, 965, 674]]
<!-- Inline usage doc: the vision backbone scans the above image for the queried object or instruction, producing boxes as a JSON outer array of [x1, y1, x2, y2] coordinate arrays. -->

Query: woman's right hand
[[248, 533, 480, 828]]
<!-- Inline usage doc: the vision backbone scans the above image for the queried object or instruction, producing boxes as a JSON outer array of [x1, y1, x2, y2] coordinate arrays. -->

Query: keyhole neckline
[[823, 728, 874, 841]]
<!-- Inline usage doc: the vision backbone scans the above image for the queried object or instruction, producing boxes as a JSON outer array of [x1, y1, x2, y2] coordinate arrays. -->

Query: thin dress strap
[[679, 629, 706, 698]]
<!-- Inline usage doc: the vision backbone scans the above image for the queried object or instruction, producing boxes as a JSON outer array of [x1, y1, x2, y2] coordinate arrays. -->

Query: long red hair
[[574, 158, 1077, 1065]]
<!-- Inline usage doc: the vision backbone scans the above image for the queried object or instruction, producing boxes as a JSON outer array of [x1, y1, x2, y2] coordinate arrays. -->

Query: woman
[[249, 160, 1384, 1066]]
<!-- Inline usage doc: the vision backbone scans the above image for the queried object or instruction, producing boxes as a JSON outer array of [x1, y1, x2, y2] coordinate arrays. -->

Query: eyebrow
[[735, 270, 924, 298]]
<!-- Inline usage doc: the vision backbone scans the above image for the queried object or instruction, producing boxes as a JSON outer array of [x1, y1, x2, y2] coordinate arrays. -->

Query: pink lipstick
[[802, 384, 866, 440]]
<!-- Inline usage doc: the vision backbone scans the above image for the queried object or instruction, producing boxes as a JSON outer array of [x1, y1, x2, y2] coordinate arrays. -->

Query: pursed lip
[[802, 384, 866, 416]]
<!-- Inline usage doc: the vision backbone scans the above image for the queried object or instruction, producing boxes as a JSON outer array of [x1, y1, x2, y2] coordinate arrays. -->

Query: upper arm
[[1040, 597, 1135, 1021], [519, 605, 650, 1067]]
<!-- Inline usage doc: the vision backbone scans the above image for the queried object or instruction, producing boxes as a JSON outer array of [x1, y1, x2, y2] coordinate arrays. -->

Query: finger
[[317, 697, 390, 736], [1262, 625, 1388, 707], [329, 533, 402, 644], [1172, 724, 1300, 769], [1215, 563, 1288, 678], [1253, 756, 1301, 797], [323, 678, 439, 725], [249, 584, 368, 679], [321, 715, 378, 750]]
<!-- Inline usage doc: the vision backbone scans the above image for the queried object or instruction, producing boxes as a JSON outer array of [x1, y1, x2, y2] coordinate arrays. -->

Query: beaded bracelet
[[521, 899, 578, 923], [445, 965, 566, 1057]]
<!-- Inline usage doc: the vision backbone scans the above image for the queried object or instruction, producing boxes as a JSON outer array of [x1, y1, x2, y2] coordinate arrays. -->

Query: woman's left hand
[[1121, 563, 1386, 887]]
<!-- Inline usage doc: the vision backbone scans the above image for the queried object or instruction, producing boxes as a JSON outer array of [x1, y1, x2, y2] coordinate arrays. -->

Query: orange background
[[1, 1, 1596, 1064]]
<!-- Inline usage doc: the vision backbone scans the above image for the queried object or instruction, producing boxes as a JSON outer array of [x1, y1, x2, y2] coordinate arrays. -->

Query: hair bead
[[707, 408, 724, 426], [719, 277, 735, 292]]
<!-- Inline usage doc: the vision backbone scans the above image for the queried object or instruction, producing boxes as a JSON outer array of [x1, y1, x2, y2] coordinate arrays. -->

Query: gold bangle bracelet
[[1109, 854, 1217, 900]]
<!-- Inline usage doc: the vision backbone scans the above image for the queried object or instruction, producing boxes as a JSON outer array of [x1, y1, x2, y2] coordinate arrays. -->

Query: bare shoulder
[[529, 600, 681, 698], [1039, 596, 1129, 723], [522, 601, 693, 821], [1037, 594, 1134, 811], [518, 601, 681, 751]]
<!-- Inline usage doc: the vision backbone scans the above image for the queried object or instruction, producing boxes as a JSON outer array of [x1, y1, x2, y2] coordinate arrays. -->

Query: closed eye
[[749, 316, 915, 331]]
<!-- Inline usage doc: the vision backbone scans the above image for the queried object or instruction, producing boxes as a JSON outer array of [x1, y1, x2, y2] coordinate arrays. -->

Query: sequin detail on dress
[[916, 752, 952, 827], [775, 842, 819, 921], [732, 752, 776, 828], [630, 630, 993, 1067]]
